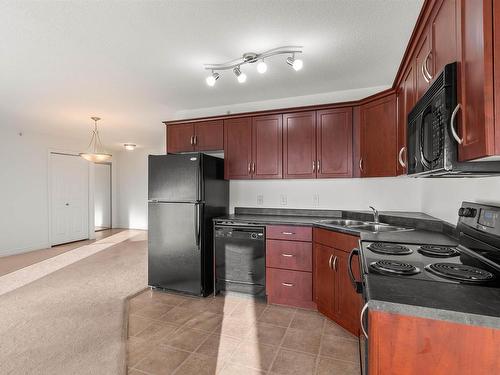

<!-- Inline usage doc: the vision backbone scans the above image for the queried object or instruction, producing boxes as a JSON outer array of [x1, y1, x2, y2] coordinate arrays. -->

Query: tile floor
[[126, 289, 361, 375]]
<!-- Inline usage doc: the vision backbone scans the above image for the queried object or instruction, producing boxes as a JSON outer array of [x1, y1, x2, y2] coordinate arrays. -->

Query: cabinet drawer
[[266, 225, 312, 242], [266, 240, 312, 272], [266, 268, 313, 309]]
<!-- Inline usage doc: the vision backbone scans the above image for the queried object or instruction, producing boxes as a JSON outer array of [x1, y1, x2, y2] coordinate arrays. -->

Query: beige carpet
[[0, 230, 148, 375]]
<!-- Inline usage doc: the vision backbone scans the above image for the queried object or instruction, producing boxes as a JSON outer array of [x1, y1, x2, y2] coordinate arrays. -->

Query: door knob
[[65, 203, 69, 206]]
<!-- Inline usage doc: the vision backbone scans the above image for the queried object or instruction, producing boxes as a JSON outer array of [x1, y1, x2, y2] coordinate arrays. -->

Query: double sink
[[318, 219, 413, 233]]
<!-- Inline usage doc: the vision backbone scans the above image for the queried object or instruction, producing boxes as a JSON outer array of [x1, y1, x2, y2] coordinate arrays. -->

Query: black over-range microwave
[[406, 62, 500, 177]]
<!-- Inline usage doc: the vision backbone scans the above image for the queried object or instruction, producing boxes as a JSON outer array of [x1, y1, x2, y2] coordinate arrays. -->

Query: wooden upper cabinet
[[359, 94, 398, 177], [455, 0, 496, 161], [167, 123, 194, 153], [415, 30, 432, 100], [283, 111, 316, 179], [397, 64, 416, 175], [252, 114, 283, 179], [167, 120, 223, 153], [194, 120, 223, 151], [431, 0, 458, 76], [224, 118, 252, 179], [316, 108, 353, 178]]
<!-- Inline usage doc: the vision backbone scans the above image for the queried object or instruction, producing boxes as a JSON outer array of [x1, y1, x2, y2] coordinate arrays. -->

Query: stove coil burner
[[418, 245, 460, 258], [370, 260, 420, 276], [368, 242, 412, 255], [425, 263, 495, 283]]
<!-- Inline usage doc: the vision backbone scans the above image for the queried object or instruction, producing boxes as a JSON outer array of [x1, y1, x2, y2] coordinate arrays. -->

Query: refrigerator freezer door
[[148, 154, 202, 202], [148, 202, 203, 295]]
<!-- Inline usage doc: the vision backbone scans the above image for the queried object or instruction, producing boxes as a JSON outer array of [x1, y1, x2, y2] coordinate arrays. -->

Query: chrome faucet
[[369, 206, 379, 223]]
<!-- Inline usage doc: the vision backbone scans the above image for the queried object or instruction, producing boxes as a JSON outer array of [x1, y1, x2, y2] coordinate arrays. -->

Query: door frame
[[94, 162, 112, 231], [47, 149, 94, 246]]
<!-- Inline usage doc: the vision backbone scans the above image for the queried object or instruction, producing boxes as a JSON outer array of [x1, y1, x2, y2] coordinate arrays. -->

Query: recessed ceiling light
[[124, 143, 136, 151]]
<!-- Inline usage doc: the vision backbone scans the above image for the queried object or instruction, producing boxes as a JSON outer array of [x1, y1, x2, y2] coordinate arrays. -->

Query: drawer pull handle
[[281, 253, 294, 257], [282, 282, 294, 287], [281, 232, 295, 235]]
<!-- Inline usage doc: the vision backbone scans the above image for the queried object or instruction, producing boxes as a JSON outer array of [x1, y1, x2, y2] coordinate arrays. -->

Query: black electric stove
[[356, 202, 500, 375], [361, 202, 500, 287]]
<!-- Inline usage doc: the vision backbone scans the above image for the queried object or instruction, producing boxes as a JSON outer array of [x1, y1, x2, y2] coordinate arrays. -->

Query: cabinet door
[[495, 0, 500, 155], [415, 31, 432, 100], [314, 243, 335, 317], [252, 114, 283, 179], [333, 249, 362, 335], [283, 111, 316, 179], [316, 108, 353, 178], [167, 123, 194, 153], [456, 0, 496, 161], [224, 118, 252, 179], [194, 120, 223, 151], [431, 0, 458, 76], [397, 64, 416, 175], [360, 94, 398, 177]]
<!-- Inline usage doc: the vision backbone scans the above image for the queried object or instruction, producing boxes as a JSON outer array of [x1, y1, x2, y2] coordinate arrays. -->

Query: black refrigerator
[[148, 153, 228, 296]]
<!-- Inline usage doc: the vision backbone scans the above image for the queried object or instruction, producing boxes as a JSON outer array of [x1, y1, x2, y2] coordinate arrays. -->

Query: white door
[[50, 153, 89, 246], [94, 163, 111, 230]]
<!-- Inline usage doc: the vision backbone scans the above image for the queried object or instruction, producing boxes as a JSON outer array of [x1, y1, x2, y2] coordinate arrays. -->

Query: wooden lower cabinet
[[313, 228, 362, 335], [265, 225, 314, 309], [369, 310, 500, 375], [266, 268, 314, 309]]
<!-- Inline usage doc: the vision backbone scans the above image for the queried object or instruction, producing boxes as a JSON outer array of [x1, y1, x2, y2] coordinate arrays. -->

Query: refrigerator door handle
[[195, 204, 201, 249]]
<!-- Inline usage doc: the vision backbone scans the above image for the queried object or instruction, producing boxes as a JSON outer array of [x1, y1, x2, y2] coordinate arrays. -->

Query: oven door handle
[[348, 248, 363, 294]]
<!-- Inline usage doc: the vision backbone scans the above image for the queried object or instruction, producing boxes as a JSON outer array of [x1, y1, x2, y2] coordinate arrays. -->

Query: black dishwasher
[[214, 224, 265, 297]]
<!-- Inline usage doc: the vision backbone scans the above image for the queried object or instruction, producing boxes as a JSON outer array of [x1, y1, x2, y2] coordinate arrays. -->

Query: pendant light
[[79, 117, 112, 162]]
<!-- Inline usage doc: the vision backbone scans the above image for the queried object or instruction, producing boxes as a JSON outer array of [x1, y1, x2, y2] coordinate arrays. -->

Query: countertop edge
[[368, 300, 500, 329]]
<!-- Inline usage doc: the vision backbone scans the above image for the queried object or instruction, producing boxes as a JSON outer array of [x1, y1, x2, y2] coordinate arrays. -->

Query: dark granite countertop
[[214, 207, 452, 237], [365, 275, 500, 328], [213, 207, 500, 327]]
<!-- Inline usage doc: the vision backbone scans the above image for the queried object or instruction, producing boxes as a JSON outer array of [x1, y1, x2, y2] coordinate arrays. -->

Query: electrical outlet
[[313, 193, 320, 207], [280, 194, 287, 206], [257, 194, 264, 205]]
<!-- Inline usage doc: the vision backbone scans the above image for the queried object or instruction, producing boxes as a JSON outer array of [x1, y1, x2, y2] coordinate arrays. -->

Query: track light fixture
[[204, 46, 303, 86], [233, 67, 247, 83], [257, 60, 267, 74], [205, 71, 220, 87], [286, 54, 303, 71]]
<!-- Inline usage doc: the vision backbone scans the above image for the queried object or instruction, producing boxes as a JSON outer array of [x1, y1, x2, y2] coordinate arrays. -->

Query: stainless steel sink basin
[[319, 219, 367, 226], [349, 223, 412, 232]]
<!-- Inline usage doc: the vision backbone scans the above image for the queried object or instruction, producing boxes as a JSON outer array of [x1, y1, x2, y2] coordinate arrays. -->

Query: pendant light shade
[[79, 117, 112, 162]]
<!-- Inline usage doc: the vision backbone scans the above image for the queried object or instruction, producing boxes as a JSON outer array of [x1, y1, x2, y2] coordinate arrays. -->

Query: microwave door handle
[[398, 147, 406, 168], [450, 104, 463, 144]]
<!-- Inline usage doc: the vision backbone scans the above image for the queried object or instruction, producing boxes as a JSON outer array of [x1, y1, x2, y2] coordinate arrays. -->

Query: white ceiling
[[0, 0, 423, 150]]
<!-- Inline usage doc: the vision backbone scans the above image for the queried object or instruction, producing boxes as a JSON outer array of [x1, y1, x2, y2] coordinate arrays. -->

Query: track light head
[[286, 55, 303, 71], [257, 60, 267, 74], [206, 71, 220, 86], [233, 67, 247, 83]]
